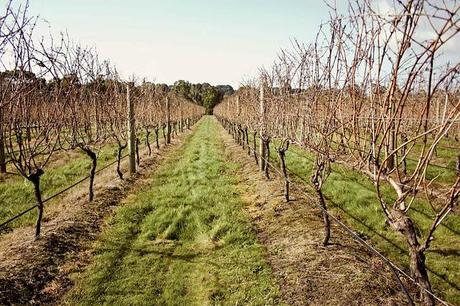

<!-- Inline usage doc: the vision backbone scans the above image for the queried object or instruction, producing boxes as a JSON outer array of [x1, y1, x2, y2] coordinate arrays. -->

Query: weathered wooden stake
[[166, 96, 171, 144], [236, 95, 240, 117], [127, 84, 136, 174], [259, 82, 266, 172], [179, 100, 183, 132], [0, 106, 6, 174]]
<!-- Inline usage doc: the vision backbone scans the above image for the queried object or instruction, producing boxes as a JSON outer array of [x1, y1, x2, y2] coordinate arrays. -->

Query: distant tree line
[[171, 80, 234, 114], [0, 70, 233, 116]]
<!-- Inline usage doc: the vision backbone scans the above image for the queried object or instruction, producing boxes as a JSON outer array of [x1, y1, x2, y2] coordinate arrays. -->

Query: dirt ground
[[0, 129, 191, 305], [217, 120, 416, 306]]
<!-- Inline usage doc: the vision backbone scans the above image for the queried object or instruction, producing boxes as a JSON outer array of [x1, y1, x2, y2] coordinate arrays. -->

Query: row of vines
[[215, 0, 460, 305], [0, 2, 205, 237]]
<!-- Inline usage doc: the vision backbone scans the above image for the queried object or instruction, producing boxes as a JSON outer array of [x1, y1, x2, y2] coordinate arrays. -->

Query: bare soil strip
[[0, 129, 191, 305], [217, 118, 414, 306]]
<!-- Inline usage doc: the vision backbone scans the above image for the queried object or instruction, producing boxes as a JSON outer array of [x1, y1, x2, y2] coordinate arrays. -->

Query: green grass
[[401, 141, 458, 184], [253, 137, 460, 304], [64, 116, 280, 306], [0, 145, 119, 230], [326, 134, 459, 185]]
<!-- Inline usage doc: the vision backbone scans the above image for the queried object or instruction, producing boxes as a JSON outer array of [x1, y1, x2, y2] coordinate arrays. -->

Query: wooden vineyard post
[[236, 95, 241, 146], [0, 105, 6, 174], [127, 84, 136, 174], [179, 99, 183, 132], [259, 80, 266, 172], [236, 95, 240, 117], [166, 96, 171, 144]]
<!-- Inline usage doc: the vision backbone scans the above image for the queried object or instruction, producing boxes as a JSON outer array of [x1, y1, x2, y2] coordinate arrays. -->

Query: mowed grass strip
[[64, 116, 280, 306]]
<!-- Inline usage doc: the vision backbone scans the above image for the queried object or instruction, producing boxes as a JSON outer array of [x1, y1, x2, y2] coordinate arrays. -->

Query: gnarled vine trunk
[[27, 169, 44, 239], [253, 131, 258, 165], [162, 124, 167, 144], [81, 146, 97, 202], [245, 128, 250, 155], [264, 138, 270, 179], [278, 148, 289, 202], [145, 128, 152, 156], [155, 127, 160, 150], [315, 187, 330, 246], [116, 141, 127, 180], [390, 209, 434, 306], [136, 137, 140, 166]]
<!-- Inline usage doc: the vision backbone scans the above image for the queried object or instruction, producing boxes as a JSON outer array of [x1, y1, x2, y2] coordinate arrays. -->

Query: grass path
[[64, 116, 280, 306]]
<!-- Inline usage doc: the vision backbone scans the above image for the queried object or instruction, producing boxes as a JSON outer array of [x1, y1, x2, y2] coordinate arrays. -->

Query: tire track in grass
[[64, 116, 281, 306]]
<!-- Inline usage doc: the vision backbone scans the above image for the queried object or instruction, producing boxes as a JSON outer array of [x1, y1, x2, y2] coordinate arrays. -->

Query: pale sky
[[28, 0, 342, 88]]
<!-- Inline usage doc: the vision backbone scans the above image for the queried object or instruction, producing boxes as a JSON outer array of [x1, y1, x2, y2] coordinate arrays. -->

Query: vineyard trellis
[[1, 0, 460, 305], [0, 1, 205, 238], [215, 0, 460, 305], [219, 124, 451, 305]]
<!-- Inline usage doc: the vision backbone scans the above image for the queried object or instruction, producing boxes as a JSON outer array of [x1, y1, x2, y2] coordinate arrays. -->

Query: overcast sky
[[28, 0, 347, 88]]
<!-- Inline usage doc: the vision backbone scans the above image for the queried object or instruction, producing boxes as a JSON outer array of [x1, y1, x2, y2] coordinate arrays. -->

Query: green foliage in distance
[[172, 80, 234, 114]]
